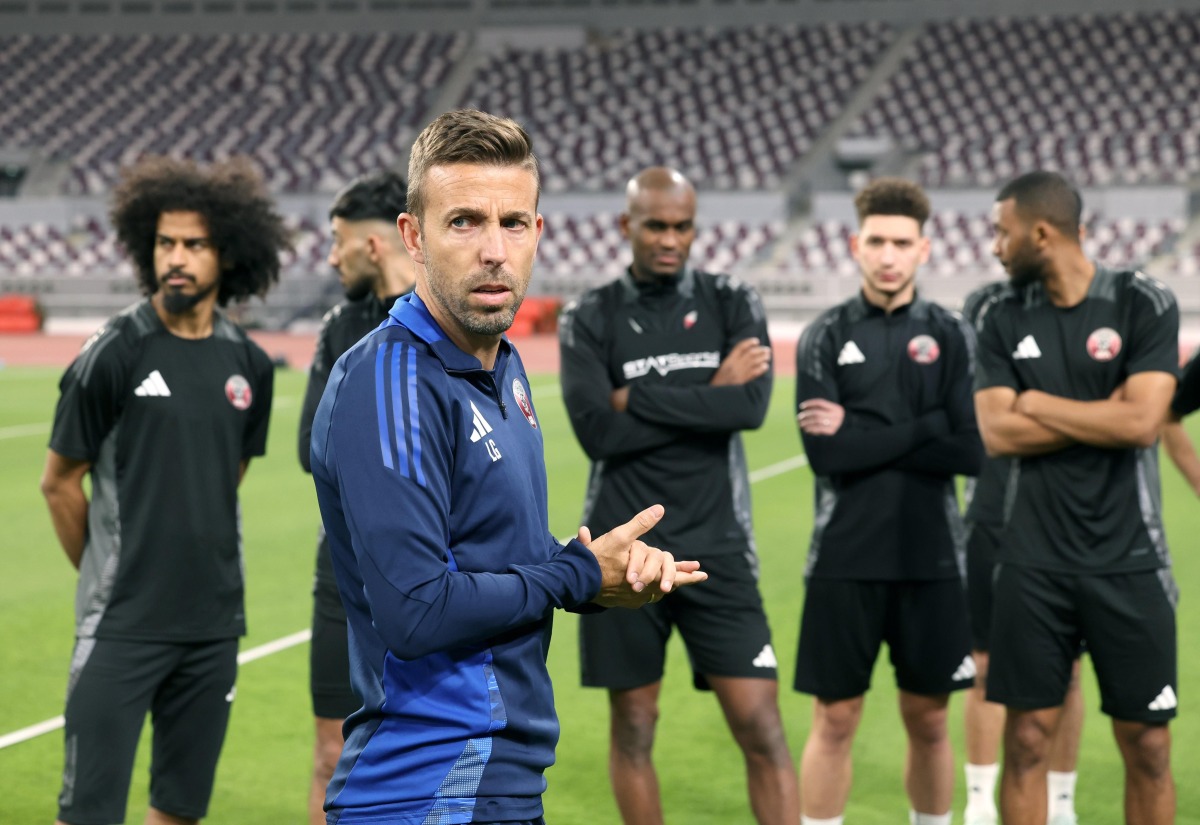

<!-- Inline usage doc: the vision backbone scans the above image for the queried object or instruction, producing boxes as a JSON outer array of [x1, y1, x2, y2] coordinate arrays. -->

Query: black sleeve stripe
[[75, 324, 125, 389], [1130, 273, 1175, 317], [797, 312, 837, 382]]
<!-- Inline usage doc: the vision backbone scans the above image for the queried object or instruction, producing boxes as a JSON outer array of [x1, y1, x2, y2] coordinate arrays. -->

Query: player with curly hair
[[40, 155, 289, 825]]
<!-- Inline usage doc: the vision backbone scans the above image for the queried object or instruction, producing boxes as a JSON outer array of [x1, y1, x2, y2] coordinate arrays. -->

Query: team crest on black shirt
[[907, 335, 940, 364], [512, 378, 538, 429], [683, 310, 698, 330], [1086, 327, 1122, 362], [225, 375, 253, 410]]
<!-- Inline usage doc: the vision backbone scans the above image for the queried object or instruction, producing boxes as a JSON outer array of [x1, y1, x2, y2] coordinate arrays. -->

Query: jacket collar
[[618, 266, 696, 303], [386, 292, 512, 374]]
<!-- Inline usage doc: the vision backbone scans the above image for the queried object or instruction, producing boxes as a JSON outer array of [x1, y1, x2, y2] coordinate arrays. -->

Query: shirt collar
[[386, 291, 512, 373]]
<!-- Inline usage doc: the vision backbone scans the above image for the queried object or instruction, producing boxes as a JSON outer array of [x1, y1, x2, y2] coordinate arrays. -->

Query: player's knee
[[1004, 714, 1053, 769], [729, 703, 790, 760], [610, 699, 658, 757], [812, 697, 863, 745], [902, 710, 949, 749], [1116, 722, 1171, 781]]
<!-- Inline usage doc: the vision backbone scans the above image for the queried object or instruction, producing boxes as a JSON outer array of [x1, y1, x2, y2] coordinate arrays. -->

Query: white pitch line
[[0, 629, 312, 750], [0, 715, 65, 750], [0, 452, 808, 751], [236, 629, 311, 664], [0, 423, 50, 440], [748, 453, 809, 483]]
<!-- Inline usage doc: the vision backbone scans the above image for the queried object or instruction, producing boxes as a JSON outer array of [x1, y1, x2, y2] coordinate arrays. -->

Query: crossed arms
[[974, 372, 1176, 458]]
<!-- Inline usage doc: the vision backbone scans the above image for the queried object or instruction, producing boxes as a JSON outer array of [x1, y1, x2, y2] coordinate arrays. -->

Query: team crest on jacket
[[512, 378, 537, 429], [683, 310, 698, 330], [1086, 327, 1122, 362], [907, 335, 940, 364], [225, 375, 252, 410]]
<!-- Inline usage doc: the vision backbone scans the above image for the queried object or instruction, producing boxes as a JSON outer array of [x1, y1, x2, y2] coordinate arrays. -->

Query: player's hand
[[798, 398, 845, 436], [580, 504, 707, 608], [710, 337, 772, 386], [610, 386, 631, 412]]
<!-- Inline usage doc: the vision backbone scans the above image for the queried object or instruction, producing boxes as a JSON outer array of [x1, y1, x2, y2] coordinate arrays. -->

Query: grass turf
[[0, 363, 1196, 823]]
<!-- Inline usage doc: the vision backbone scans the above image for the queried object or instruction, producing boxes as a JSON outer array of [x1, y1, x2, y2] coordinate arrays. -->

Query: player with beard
[[297, 170, 419, 825], [308, 110, 708, 824], [974, 171, 1179, 824], [959, 282, 1085, 825], [558, 166, 798, 825], [794, 177, 982, 825], [40, 156, 288, 825]]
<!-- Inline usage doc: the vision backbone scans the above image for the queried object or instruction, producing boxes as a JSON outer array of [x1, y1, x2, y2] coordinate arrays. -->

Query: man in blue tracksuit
[[309, 109, 707, 824]]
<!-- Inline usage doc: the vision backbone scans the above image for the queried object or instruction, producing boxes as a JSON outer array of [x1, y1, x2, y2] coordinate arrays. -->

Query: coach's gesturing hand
[[578, 504, 707, 608]]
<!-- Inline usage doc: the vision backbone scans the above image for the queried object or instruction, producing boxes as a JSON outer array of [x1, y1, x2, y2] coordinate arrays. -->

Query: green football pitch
[[1, 364, 1197, 823]]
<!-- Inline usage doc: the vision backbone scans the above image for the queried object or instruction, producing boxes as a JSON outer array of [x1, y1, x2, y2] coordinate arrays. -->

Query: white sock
[[964, 762, 1000, 818], [1048, 770, 1078, 820], [800, 817, 843, 825], [909, 811, 951, 825]]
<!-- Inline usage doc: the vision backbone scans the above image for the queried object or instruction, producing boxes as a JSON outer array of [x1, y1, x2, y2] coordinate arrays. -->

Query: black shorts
[[794, 578, 974, 700], [579, 551, 778, 691], [58, 637, 238, 825], [965, 520, 1001, 651], [988, 565, 1178, 722], [310, 536, 359, 720]]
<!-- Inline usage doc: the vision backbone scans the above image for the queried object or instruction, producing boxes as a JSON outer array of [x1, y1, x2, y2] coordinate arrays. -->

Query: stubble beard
[[424, 259, 527, 337], [341, 270, 374, 302], [1007, 248, 1048, 289]]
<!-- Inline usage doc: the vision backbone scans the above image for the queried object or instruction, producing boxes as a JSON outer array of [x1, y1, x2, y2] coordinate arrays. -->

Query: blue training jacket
[[310, 292, 603, 824]]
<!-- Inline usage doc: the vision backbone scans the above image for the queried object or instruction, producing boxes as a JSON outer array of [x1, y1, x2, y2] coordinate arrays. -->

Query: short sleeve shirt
[[973, 267, 1178, 573], [50, 301, 274, 641]]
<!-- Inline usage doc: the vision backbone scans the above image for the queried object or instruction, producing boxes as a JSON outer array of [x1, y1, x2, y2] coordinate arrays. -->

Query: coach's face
[[398, 163, 542, 359], [851, 214, 928, 308], [991, 198, 1046, 288]]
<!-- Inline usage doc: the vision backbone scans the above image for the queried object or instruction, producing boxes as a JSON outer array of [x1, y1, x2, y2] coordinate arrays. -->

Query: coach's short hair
[[996, 171, 1082, 239], [110, 156, 290, 306], [406, 109, 539, 221], [853, 177, 931, 229], [329, 170, 408, 224]]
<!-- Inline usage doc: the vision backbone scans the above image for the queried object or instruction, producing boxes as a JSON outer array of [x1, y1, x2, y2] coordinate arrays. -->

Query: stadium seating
[[458, 22, 896, 191], [530, 212, 783, 296], [845, 11, 1200, 186], [777, 213, 1188, 277], [0, 214, 783, 296], [0, 31, 467, 195]]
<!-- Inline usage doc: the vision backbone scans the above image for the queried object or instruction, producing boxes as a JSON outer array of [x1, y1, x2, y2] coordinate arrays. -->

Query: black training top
[[974, 267, 1179, 574], [962, 282, 1012, 527], [796, 291, 983, 581], [49, 300, 274, 641], [299, 291, 403, 473], [559, 268, 770, 557], [1172, 347, 1200, 418]]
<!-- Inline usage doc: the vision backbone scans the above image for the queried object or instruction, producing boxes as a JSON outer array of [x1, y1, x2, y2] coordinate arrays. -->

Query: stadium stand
[[778, 213, 1189, 278], [457, 22, 896, 191], [1, 9, 1197, 327], [0, 31, 467, 195], [0, 213, 784, 295], [845, 11, 1200, 187]]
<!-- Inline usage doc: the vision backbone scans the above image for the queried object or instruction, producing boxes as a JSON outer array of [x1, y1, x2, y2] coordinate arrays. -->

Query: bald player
[[558, 167, 798, 825]]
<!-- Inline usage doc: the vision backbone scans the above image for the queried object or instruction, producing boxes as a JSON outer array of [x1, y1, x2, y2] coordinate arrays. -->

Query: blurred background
[[0, 0, 1197, 340]]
